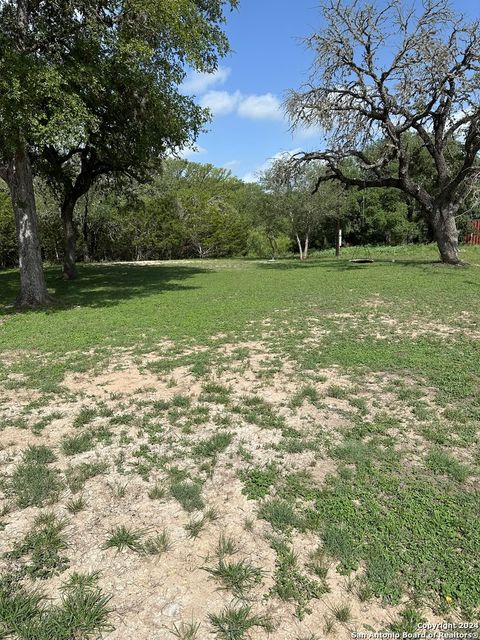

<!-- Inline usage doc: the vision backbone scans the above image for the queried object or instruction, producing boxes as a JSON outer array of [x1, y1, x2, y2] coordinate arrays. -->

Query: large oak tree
[[0, 0, 237, 303], [287, 0, 480, 264]]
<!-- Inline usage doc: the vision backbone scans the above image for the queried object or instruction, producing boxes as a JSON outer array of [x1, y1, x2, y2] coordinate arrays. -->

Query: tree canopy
[[287, 0, 480, 264]]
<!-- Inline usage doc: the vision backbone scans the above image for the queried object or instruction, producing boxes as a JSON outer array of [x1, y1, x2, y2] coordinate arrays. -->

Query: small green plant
[[185, 516, 205, 539], [73, 406, 98, 428], [240, 465, 278, 500], [323, 615, 335, 635], [66, 495, 86, 514], [171, 619, 201, 640], [258, 498, 301, 532], [217, 533, 239, 558], [243, 517, 254, 532], [333, 604, 351, 623], [204, 506, 219, 522], [289, 385, 319, 408], [199, 382, 231, 404], [102, 525, 145, 552], [61, 571, 101, 591], [326, 385, 348, 399], [389, 607, 426, 633], [23, 445, 56, 465], [209, 604, 273, 640], [142, 530, 171, 555], [193, 432, 233, 461], [65, 461, 108, 493], [5, 511, 69, 579], [206, 559, 264, 597], [148, 481, 166, 500], [170, 480, 204, 513], [425, 447, 470, 482], [307, 547, 329, 581], [10, 461, 63, 508], [109, 481, 128, 498], [61, 432, 95, 456], [270, 539, 325, 620]]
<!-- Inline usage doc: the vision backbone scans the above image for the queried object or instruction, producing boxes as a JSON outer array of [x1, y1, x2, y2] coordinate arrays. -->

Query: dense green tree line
[[2, 155, 475, 269]]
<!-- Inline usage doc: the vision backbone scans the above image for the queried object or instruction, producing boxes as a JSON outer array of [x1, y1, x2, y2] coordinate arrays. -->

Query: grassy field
[[0, 244, 479, 639]]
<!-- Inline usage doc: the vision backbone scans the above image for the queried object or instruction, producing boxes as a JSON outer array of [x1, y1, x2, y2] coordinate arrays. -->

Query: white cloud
[[199, 90, 284, 122], [200, 90, 242, 116], [237, 93, 283, 121], [178, 145, 207, 160], [294, 124, 323, 140], [242, 148, 302, 183], [182, 66, 231, 95], [223, 160, 241, 170]]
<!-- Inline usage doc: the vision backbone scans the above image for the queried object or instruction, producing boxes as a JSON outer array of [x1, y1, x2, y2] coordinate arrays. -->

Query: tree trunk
[[432, 203, 461, 265], [304, 234, 309, 260], [295, 233, 304, 260], [61, 196, 78, 279], [82, 194, 90, 262], [6, 147, 53, 307]]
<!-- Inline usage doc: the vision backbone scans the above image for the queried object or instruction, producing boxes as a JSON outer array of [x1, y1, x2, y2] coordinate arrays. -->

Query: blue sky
[[180, 0, 477, 182]]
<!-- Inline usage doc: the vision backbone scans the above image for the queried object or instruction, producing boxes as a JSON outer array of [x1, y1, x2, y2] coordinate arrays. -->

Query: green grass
[[102, 525, 145, 552], [10, 461, 63, 508], [425, 447, 471, 482], [5, 512, 69, 579], [0, 572, 112, 639], [205, 559, 264, 597], [170, 480, 205, 513], [269, 539, 326, 620], [1, 246, 480, 629], [209, 604, 273, 640], [61, 432, 95, 456]]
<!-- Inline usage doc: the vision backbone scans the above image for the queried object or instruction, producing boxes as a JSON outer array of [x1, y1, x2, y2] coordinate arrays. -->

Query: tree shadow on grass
[[256, 257, 452, 272], [0, 262, 210, 315]]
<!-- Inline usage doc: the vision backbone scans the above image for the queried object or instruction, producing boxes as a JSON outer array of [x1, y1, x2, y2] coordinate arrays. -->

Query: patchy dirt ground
[[0, 312, 478, 639]]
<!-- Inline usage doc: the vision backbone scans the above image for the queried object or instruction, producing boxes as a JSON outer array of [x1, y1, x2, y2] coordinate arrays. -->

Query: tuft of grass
[[61, 432, 95, 456], [270, 539, 325, 620], [185, 516, 206, 539], [240, 465, 278, 500], [258, 498, 302, 532], [66, 495, 87, 514], [326, 385, 348, 399], [206, 559, 263, 598], [289, 385, 319, 408], [193, 432, 233, 461], [333, 604, 351, 623], [142, 530, 171, 555], [65, 461, 108, 493], [217, 533, 239, 558], [10, 461, 63, 508], [109, 481, 128, 498], [209, 604, 273, 640], [5, 512, 69, 579], [148, 481, 166, 500], [102, 525, 145, 552], [170, 480, 204, 513], [199, 382, 231, 404], [425, 447, 470, 482], [73, 406, 99, 429], [307, 547, 329, 581], [23, 445, 56, 465], [171, 619, 201, 640], [61, 571, 101, 591], [0, 571, 113, 639]]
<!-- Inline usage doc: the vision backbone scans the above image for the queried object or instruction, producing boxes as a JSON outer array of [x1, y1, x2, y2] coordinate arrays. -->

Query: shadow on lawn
[[0, 262, 209, 314], [257, 257, 449, 272]]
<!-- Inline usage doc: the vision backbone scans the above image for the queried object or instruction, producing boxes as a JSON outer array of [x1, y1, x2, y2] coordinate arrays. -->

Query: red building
[[465, 219, 480, 245]]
